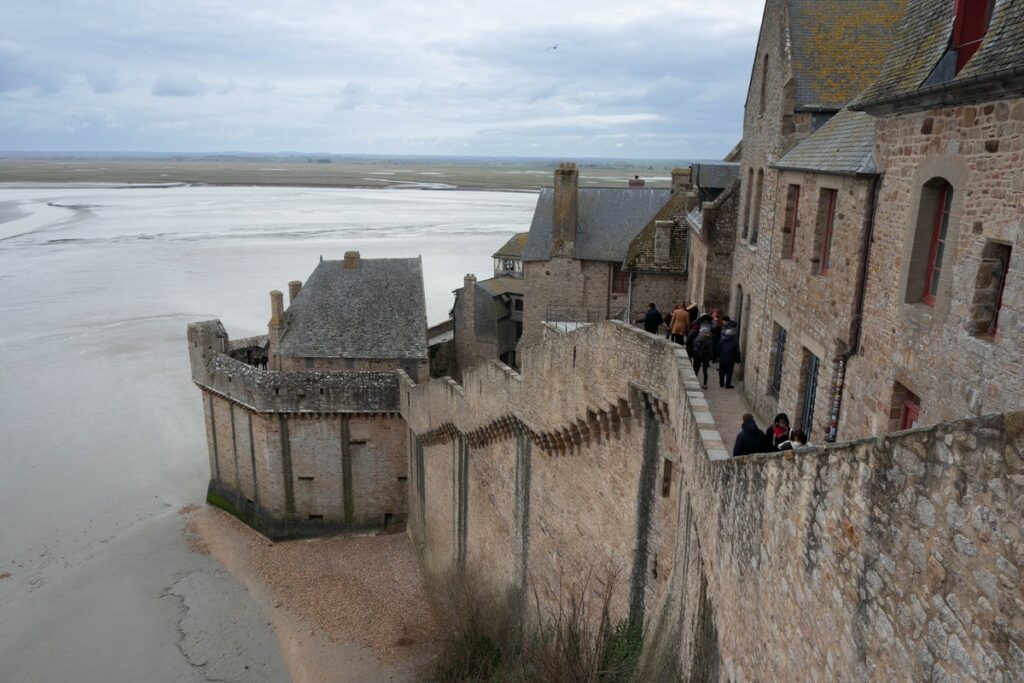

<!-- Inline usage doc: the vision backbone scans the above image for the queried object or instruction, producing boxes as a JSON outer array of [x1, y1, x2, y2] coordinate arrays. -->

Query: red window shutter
[[922, 186, 953, 305], [953, 0, 995, 72]]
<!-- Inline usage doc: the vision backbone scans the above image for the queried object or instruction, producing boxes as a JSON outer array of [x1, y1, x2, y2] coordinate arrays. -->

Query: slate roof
[[492, 232, 529, 259], [853, 0, 1024, 111], [277, 257, 428, 359], [691, 161, 740, 190], [773, 108, 878, 176], [623, 190, 690, 274], [522, 188, 672, 262], [477, 276, 525, 298], [786, 0, 908, 110]]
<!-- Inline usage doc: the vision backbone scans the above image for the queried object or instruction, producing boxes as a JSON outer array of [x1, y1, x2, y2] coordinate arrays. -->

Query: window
[[769, 323, 787, 399], [742, 169, 753, 238], [661, 458, 673, 497], [798, 350, 820, 436], [889, 383, 921, 431], [953, 0, 995, 73], [922, 183, 953, 304], [969, 242, 1012, 337], [751, 169, 764, 245], [513, 297, 524, 312], [782, 184, 801, 259], [611, 263, 629, 294], [814, 189, 837, 275], [759, 54, 769, 115]]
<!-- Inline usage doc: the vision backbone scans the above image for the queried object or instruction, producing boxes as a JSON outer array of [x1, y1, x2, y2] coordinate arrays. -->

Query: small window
[[906, 179, 954, 305], [922, 185, 953, 304], [611, 263, 629, 294], [742, 169, 754, 238], [782, 184, 801, 259], [298, 476, 314, 481], [970, 242, 1012, 337], [953, 0, 995, 73], [768, 323, 787, 400], [308, 514, 324, 521], [813, 189, 837, 275], [759, 54, 769, 115], [798, 350, 820, 436], [889, 383, 921, 432], [304, 357, 314, 369], [661, 458, 673, 497], [514, 298, 524, 312], [751, 169, 764, 245]]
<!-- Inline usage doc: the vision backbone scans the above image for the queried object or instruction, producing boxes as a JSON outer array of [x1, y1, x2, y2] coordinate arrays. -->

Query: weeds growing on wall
[[430, 564, 642, 682]]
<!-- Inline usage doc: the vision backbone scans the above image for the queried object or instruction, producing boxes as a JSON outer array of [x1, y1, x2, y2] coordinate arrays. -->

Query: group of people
[[733, 412, 809, 456], [637, 302, 741, 390]]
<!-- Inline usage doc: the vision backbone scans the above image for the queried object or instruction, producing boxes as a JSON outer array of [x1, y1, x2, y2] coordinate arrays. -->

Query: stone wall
[[520, 259, 629, 347], [630, 272, 690, 324], [189, 320, 409, 538], [277, 355, 427, 383], [452, 275, 498, 381], [403, 320, 1024, 680], [842, 97, 1024, 437]]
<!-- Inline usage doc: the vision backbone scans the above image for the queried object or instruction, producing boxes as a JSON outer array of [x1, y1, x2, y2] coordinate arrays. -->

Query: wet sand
[[184, 507, 440, 682]]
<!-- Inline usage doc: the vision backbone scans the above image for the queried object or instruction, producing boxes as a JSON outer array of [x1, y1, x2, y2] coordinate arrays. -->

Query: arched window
[[906, 179, 954, 305], [751, 169, 764, 245], [742, 168, 753, 238], [759, 54, 769, 115], [953, 0, 995, 73]]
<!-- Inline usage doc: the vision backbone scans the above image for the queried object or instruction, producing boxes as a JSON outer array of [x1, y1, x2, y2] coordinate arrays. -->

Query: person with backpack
[[691, 322, 714, 389], [717, 320, 741, 388]]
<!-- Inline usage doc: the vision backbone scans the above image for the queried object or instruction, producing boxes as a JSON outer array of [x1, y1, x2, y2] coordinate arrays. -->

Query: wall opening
[[797, 349, 820, 437], [906, 178, 953, 305], [768, 323, 787, 399], [812, 188, 837, 276], [889, 382, 922, 432], [782, 184, 801, 259], [742, 169, 753, 238], [751, 169, 764, 245], [968, 241, 1011, 338], [661, 458, 673, 498]]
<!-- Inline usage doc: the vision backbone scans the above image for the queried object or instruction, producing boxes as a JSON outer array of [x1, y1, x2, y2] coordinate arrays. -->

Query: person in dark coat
[[717, 321, 741, 388], [765, 413, 791, 450], [636, 303, 663, 334], [691, 323, 714, 389], [733, 414, 763, 456]]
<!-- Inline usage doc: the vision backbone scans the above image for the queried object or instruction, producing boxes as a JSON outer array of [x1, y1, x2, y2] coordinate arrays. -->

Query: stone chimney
[[654, 220, 674, 263], [268, 289, 285, 353], [628, 174, 645, 188], [343, 251, 361, 270], [288, 280, 302, 304], [552, 162, 578, 258], [671, 167, 693, 194]]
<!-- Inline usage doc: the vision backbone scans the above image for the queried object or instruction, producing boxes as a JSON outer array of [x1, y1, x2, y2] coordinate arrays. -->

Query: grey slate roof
[[277, 257, 427, 359], [773, 108, 878, 176], [477, 276, 525, 298], [691, 161, 740, 190], [492, 232, 528, 259], [786, 0, 908, 110], [854, 0, 1024, 111], [522, 187, 672, 262]]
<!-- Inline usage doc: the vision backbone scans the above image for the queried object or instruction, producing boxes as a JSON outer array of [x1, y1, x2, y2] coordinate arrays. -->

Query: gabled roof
[[522, 187, 672, 262], [773, 108, 878, 176], [492, 232, 529, 259], [691, 161, 740, 190], [853, 0, 1024, 112], [786, 0, 908, 110], [277, 257, 427, 359], [623, 190, 690, 274], [477, 276, 525, 298]]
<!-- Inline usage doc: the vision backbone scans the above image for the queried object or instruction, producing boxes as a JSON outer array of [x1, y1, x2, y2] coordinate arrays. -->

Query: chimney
[[269, 290, 284, 329], [628, 174, 645, 188], [671, 167, 693, 194], [343, 251, 361, 270], [288, 280, 302, 304], [654, 220, 674, 263], [552, 162, 578, 258]]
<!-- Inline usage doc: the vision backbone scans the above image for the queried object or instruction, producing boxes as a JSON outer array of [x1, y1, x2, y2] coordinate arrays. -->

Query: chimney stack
[[552, 162, 578, 258], [343, 251, 361, 270], [628, 174, 645, 188], [671, 167, 693, 194], [269, 290, 284, 328], [654, 220, 674, 263], [288, 280, 302, 304]]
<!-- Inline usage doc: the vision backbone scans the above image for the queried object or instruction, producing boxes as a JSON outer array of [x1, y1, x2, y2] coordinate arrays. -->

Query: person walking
[[710, 309, 724, 363], [733, 414, 764, 456], [717, 321, 741, 388], [636, 303, 663, 335], [669, 303, 690, 345], [691, 322, 714, 389]]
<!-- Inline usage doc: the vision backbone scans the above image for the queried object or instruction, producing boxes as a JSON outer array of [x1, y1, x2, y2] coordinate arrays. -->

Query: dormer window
[[952, 0, 995, 73]]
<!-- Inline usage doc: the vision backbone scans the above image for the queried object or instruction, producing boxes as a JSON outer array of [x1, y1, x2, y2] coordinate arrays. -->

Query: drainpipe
[[626, 272, 634, 324], [827, 172, 882, 442]]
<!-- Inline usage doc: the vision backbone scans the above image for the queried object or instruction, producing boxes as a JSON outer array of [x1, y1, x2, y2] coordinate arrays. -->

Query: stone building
[[519, 163, 678, 347], [680, 161, 741, 313], [187, 252, 427, 537], [726, 0, 908, 440], [450, 233, 527, 378]]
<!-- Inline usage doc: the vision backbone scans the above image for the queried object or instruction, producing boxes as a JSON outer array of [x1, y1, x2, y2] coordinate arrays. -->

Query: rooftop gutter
[[852, 64, 1024, 115]]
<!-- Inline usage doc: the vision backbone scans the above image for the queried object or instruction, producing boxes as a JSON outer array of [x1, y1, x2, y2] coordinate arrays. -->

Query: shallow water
[[0, 184, 537, 681]]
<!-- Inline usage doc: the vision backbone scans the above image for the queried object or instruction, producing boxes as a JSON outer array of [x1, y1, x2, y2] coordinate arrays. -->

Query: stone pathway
[[700, 364, 758, 457]]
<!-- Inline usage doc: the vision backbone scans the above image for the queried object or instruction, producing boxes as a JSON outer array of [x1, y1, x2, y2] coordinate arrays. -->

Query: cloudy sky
[[0, 1, 764, 159]]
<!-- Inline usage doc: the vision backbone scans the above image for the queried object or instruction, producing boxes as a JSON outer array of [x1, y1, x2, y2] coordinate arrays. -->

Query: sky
[[0, 1, 764, 159]]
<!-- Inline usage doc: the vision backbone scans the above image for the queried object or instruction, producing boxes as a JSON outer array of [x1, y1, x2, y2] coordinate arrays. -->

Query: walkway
[[699, 367, 758, 457]]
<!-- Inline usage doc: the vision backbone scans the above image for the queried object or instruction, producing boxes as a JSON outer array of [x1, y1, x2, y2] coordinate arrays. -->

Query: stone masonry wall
[[842, 98, 1024, 438], [520, 259, 628, 347]]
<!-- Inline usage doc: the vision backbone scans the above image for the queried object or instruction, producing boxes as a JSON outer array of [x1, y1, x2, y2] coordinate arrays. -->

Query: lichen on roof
[[623, 190, 690, 274], [774, 108, 878, 175], [788, 0, 908, 110], [492, 232, 529, 259]]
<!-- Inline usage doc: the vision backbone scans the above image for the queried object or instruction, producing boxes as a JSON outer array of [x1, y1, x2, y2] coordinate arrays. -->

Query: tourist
[[733, 414, 763, 456], [636, 303, 663, 335], [717, 321, 741, 388], [669, 303, 690, 345], [260, 354, 268, 370], [777, 429, 808, 451], [710, 308, 724, 362], [766, 413, 791, 450], [691, 322, 714, 389], [685, 300, 699, 325]]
